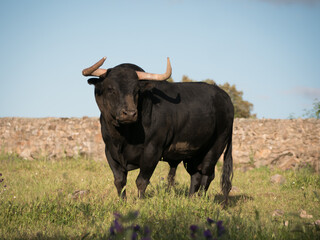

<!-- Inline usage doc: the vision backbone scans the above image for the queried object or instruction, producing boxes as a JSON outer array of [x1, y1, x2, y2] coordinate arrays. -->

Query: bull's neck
[[100, 114, 122, 142], [100, 112, 144, 146]]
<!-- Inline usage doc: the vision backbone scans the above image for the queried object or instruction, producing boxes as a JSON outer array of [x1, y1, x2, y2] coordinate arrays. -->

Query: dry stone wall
[[233, 118, 319, 171], [0, 117, 104, 160], [0, 117, 319, 170]]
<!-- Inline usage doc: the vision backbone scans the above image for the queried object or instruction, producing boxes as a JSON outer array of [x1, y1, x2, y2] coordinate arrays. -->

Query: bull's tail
[[221, 130, 233, 206]]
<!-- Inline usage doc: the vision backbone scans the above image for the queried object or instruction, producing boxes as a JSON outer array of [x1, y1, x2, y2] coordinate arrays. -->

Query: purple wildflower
[[204, 229, 213, 240], [131, 231, 138, 240], [190, 225, 198, 233], [0, 173, 2, 176], [113, 219, 123, 232], [216, 221, 225, 236], [4, 185, 6, 188], [133, 224, 141, 232], [144, 226, 151, 236], [190, 225, 198, 239], [207, 217, 214, 224], [0, 179, 4, 183]]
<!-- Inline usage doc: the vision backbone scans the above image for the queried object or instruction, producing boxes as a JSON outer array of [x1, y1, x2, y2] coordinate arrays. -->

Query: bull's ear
[[88, 78, 103, 85], [139, 81, 155, 92]]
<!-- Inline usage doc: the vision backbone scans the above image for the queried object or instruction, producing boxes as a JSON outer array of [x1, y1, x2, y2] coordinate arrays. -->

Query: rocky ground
[[0, 117, 319, 171]]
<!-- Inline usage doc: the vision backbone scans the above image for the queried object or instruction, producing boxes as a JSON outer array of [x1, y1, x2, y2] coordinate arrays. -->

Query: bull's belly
[[164, 141, 203, 160]]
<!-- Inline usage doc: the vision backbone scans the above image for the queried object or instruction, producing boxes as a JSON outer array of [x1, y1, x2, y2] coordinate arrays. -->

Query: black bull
[[83, 58, 234, 203]]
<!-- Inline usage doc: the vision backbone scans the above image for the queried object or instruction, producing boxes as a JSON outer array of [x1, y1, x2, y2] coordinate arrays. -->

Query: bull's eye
[[107, 86, 116, 95], [133, 89, 139, 101]]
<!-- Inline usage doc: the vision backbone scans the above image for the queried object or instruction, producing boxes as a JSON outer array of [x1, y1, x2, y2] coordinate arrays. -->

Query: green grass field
[[0, 154, 319, 239]]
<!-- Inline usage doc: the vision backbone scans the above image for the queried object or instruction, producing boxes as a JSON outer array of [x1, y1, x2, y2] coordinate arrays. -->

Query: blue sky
[[0, 0, 319, 119]]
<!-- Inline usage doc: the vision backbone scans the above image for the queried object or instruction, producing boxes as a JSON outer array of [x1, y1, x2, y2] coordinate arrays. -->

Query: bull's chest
[[107, 140, 144, 169]]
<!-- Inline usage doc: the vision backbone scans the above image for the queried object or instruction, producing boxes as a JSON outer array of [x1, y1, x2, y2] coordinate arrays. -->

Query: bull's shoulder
[[139, 81, 232, 109]]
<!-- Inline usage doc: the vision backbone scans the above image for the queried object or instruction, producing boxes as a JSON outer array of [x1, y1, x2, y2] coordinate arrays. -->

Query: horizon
[[1, 0, 319, 119]]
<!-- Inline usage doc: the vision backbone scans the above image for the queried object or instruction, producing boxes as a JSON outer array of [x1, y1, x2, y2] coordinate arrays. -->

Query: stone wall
[[233, 119, 319, 171], [0, 117, 104, 160], [0, 118, 319, 170]]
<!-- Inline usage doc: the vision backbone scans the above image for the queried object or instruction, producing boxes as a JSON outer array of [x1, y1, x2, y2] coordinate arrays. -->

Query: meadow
[[0, 153, 319, 240]]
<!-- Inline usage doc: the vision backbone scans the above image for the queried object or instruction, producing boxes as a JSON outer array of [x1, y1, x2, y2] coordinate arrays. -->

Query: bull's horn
[[136, 57, 172, 81], [82, 57, 108, 77]]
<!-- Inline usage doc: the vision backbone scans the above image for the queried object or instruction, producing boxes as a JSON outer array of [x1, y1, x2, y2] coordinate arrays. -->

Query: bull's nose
[[118, 109, 138, 123], [122, 109, 137, 117]]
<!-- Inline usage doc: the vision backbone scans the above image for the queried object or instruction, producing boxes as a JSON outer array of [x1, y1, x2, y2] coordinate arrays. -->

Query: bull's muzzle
[[118, 109, 138, 124]]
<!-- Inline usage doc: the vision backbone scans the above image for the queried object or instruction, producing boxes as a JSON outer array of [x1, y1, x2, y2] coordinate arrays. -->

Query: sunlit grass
[[0, 154, 319, 239]]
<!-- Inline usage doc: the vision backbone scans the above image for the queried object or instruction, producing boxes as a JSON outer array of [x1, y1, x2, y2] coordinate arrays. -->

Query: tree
[[180, 75, 255, 118], [219, 82, 255, 118], [166, 77, 174, 83], [303, 98, 320, 119], [181, 75, 193, 82]]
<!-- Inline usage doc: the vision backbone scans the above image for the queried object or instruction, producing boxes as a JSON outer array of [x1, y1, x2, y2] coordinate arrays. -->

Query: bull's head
[[83, 57, 172, 126]]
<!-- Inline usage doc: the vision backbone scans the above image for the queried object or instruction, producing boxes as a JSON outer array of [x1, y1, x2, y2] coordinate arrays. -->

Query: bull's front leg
[[114, 170, 128, 198], [105, 148, 128, 199], [136, 143, 161, 198]]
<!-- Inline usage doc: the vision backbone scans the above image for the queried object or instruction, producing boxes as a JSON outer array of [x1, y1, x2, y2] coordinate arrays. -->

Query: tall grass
[[0, 154, 319, 239]]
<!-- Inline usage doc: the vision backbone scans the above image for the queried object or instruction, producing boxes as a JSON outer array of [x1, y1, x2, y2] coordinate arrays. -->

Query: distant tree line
[[289, 98, 320, 119], [167, 75, 256, 118], [303, 99, 320, 119]]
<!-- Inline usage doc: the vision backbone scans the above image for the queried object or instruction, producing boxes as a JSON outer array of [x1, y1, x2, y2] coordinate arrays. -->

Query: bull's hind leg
[[167, 161, 180, 187], [199, 133, 230, 194], [189, 171, 214, 196], [189, 171, 202, 194], [201, 174, 215, 192], [185, 134, 230, 196], [183, 159, 203, 195]]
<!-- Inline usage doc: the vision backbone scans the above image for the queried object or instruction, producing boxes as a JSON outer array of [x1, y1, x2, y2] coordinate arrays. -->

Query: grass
[[0, 153, 319, 239]]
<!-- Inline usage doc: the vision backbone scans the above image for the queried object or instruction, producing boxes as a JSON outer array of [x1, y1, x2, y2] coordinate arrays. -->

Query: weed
[[108, 211, 151, 240], [0, 153, 319, 239], [189, 217, 226, 239], [248, 147, 255, 167]]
